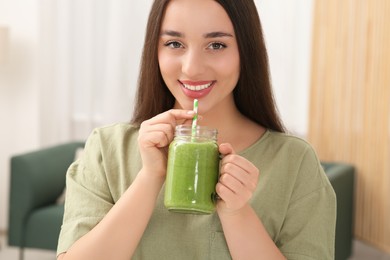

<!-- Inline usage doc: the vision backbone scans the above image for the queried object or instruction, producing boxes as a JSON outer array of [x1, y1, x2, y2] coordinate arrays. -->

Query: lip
[[179, 80, 215, 99]]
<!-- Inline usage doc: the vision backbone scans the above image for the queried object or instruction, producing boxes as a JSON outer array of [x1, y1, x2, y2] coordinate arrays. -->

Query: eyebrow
[[204, 31, 233, 38], [160, 30, 233, 38], [160, 30, 183, 37]]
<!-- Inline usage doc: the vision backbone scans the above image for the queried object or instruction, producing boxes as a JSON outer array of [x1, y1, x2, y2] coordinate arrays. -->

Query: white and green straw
[[191, 99, 198, 139]]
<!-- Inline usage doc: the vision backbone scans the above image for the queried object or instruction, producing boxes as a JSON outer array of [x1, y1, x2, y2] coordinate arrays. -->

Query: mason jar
[[164, 125, 219, 214]]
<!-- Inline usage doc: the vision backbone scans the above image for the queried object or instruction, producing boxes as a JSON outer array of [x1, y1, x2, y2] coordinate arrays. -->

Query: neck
[[198, 101, 264, 152], [198, 95, 239, 129], [175, 95, 265, 152]]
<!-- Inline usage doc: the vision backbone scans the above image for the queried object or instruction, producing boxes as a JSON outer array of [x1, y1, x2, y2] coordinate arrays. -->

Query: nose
[[181, 49, 206, 78]]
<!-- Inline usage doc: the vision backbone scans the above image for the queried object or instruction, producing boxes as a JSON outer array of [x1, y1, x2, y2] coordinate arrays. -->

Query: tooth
[[183, 83, 212, 91]]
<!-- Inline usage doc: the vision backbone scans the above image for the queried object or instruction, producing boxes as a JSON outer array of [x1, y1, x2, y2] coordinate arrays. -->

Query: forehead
[[161, 0, 235, 35]]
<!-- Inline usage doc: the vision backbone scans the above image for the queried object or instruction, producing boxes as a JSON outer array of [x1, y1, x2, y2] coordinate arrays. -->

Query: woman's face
[[158, 0, 240, 114]]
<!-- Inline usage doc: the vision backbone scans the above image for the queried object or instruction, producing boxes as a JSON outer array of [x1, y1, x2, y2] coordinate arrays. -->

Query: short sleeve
[[57, 129, 114, 255], [277, 148, 337, 259]]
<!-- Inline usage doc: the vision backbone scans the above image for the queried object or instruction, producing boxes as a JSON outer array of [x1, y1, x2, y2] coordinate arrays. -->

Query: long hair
[[131, 0, 285, 133]]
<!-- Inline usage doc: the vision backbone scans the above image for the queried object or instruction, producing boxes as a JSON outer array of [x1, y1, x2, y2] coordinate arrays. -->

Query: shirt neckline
[[238, 129, 271, 156]]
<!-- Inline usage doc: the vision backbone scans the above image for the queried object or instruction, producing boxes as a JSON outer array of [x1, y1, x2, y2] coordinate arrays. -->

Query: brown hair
[[131, 0, 285, 133]]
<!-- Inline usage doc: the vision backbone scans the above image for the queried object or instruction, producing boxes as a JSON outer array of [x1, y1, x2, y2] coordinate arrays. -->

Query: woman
[[57, 0, 336, 259]]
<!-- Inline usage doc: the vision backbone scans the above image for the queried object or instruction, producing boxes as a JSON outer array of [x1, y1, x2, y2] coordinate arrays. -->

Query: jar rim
[[175, 124, 218, 140], [175, 124, 217, 132]]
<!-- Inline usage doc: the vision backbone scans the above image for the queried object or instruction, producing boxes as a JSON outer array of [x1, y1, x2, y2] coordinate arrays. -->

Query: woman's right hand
[[137, 109, 195, 178], [57, 110, 196, 260]]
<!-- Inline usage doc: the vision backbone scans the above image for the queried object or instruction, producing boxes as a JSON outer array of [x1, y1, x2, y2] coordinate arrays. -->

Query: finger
[[216, 182, 235, 201], [146, 109, 195, 128], [178, 114, 203, 126], [221, 154, 259, 177], [220, 155, 259, 192], [139, 130, 170, 149], [220, 173, 243, 194], [139, 123, 177, 148], [218, 173, 253, 204], [142, 123, 175, 141], [219, 143, 235, 156], [216, 181, 249, 205], [220, 162, 252, 187]]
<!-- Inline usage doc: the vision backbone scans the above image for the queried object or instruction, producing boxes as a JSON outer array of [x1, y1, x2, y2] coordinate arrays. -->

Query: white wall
[[0, 0, 40, 231], [257, 0, 314, 136], [0, 0, 313, 232]]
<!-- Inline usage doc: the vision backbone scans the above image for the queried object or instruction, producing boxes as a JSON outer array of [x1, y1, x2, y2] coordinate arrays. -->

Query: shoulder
[[269, 131, 334, 199], [267, 130, 326, 171], [248, 130, 333, 197], [267, 131, 322, 165], [267, 131, 314, 152], [268, 131, 323, 171], [92, 122, 139, 140], [246, 130, 316, 162], [81, 123, 140, 163], [85, 123, 139, 147]]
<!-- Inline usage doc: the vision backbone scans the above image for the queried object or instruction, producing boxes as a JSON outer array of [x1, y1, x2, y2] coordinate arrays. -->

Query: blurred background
[[0, 0, 389, 259]]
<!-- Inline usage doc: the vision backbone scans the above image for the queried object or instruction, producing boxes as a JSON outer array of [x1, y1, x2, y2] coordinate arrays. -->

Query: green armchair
[[322, 162, 355, 260], [8, 143, 355, 260], [8, 142, 84, 259]]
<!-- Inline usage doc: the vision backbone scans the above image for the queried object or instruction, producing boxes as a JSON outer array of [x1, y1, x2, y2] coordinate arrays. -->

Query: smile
[[179, 80, 215, 99], [182, 82, 213, 91]]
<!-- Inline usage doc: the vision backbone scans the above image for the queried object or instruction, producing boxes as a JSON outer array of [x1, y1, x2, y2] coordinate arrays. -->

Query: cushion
[[24, 204, 65, 250]]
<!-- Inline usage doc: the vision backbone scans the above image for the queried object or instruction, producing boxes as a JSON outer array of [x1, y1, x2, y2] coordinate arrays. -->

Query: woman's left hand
[[216, 143, 260, 215]]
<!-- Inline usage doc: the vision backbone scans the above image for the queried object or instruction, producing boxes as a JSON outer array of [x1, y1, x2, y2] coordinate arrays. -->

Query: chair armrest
[[321, 162, 355, 260], [8, 142, 84, 246]]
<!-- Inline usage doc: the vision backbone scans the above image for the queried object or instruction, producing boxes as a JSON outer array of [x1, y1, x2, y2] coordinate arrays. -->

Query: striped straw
[[191, 99, 198, 138]]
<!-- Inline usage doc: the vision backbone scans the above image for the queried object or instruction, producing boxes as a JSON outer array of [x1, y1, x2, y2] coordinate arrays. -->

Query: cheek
[[158, 53, 181, 94], [215, 52, 240, 75], [215, 57, 240, 86], [158, 53, 172, 79], [159, 55, 183, 90]]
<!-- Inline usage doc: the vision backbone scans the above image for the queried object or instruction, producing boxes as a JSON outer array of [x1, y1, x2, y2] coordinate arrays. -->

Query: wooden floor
[[351, 240, 390, 260]]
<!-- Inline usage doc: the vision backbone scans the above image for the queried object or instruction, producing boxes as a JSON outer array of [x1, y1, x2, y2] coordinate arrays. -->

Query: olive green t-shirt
[[57, 123, 336, 259]]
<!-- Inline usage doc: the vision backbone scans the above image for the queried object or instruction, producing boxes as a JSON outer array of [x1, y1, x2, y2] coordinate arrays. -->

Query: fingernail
[[187, 111, 195, 115]]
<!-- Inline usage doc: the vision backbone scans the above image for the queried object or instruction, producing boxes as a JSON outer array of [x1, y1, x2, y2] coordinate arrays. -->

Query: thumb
[[219, 143, 236, 156]]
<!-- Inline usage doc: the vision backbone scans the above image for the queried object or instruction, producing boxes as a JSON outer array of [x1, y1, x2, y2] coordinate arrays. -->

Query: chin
[[174, 100, 191, 110]]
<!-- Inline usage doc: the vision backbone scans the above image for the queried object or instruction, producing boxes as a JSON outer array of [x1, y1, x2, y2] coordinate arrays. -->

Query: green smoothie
[[164, 140, 219, 214]]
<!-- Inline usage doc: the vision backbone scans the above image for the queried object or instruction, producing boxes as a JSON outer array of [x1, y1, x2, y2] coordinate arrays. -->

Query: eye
[[164, 41, 184, 49], [208, 42, 227, 50]]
